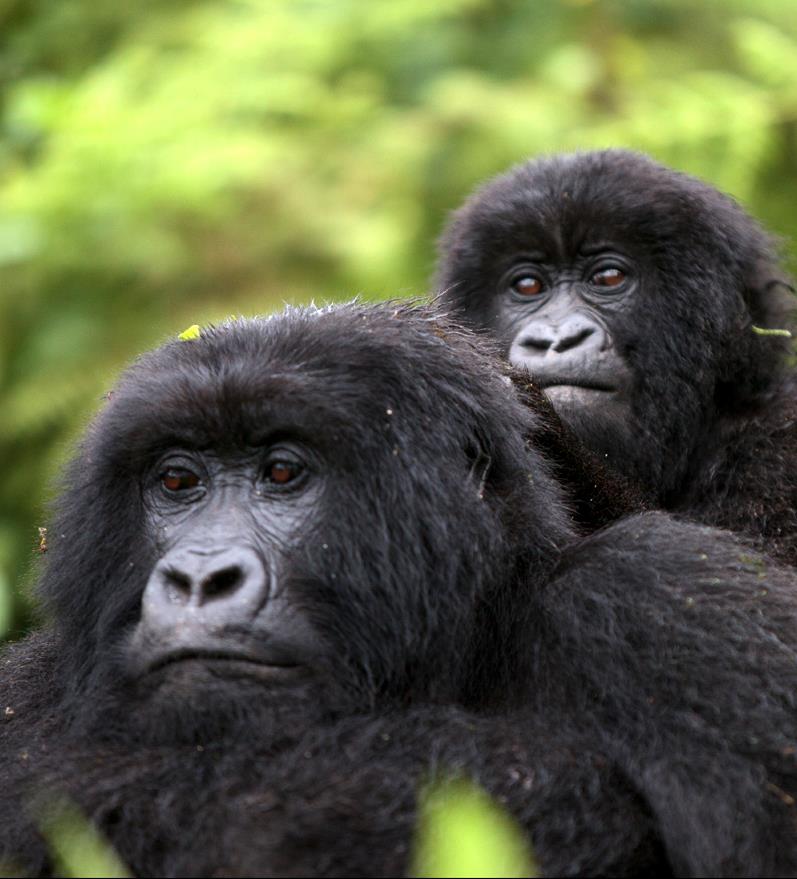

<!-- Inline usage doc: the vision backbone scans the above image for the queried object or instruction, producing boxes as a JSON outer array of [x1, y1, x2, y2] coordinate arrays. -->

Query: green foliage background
[[3, 0, 797, 637]]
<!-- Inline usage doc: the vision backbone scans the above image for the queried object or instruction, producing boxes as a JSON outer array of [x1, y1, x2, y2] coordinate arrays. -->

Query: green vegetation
[[752, 325, 793, 336], [414, 777, 537, 877], [37, 800, 131, 879], [3, 0, 797, 635], [2, 778, 531, 877]]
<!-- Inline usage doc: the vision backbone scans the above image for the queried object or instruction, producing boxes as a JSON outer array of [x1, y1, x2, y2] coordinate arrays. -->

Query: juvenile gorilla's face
[[442, 214, 651, 485], [495, 244, 636, 423], [437, 150, 781, 496]]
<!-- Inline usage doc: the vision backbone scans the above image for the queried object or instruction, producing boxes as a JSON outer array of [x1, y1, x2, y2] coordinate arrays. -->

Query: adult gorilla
[[2, 303, 797, 876], [436, 150, 797, 563]]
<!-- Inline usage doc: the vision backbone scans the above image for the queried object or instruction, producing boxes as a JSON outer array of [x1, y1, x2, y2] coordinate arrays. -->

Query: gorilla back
[[437, 149, 797, 563], [4, 303, 797, 876]]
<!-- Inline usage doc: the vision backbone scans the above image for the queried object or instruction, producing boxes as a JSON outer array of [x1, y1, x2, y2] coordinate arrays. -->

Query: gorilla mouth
[[536, 378, 616, 392], [144, 649, 304, 679]]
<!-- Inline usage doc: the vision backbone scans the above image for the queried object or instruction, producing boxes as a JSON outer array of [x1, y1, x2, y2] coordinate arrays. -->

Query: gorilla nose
[[517, 315, 603, 356], [143, 546, 268, 628]]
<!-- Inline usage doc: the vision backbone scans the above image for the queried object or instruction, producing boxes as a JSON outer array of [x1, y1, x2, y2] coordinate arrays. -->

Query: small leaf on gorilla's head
[[178, 324, 202, 341]]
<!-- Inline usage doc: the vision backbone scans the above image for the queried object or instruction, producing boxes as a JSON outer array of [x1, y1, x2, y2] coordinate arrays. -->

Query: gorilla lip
[[510, 365, 619, 393], [535, 377, 616, 392], [143, 649, 302, 678]]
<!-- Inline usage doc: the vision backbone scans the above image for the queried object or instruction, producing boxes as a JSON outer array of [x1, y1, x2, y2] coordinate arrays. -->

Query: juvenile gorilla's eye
[[591, 267, 626, 288], [511, 275, 544, 297], [160, 468, 201, 493], [267, 461, 303, 485]]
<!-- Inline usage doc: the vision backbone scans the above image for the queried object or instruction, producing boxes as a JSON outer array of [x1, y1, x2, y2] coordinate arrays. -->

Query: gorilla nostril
[[552, 326, 594, 353], [520, 333, 554, 352], [200, 565, 244, 603], [162, 568, 192, 604]]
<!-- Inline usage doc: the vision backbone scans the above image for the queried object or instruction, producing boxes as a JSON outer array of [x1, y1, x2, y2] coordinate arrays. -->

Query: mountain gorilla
[[436, 149, 797, 563], [3, 303, 797, 876]]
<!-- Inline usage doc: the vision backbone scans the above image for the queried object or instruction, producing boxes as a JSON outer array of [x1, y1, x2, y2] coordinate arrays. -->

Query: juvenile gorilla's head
[[437, 149, 794, 498], [38, 304, 570, 744]]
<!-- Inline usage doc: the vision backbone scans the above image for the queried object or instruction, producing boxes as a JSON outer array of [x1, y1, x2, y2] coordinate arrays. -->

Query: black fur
[[510, 370, 647, 530], [437, 149, 797, 563], [3, 302, 797, 876]]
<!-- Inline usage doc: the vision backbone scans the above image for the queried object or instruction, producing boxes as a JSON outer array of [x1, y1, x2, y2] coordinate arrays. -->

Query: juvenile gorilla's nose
[[518, 315, 604, 357], [143, 546, 268, 629]]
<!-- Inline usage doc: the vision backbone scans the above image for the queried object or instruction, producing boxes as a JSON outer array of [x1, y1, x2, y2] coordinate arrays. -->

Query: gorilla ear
[[466, 430, 492, 499], [716, 259, 795, 393], [744, 258, 795, 325]]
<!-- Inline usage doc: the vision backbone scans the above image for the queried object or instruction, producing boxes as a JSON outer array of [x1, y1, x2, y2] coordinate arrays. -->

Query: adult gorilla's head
[[436, 149, 794, 499], [37, 303, 570, 745]]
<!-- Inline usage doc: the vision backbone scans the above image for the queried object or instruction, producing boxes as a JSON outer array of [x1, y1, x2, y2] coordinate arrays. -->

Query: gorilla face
[[498, 244, 635, 422], [437, 149, 790, 499], [128, 444, 323, 692]]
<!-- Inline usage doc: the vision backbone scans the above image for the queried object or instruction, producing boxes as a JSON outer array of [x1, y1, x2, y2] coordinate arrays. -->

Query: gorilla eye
[[160, 468, 201, 493], [511, 275, 544, 297], [266, 460, 304, 486], [591, 267, 626, 288]]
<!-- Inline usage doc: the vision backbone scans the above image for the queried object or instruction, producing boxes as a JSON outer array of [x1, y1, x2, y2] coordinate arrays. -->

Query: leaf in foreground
[[40, 799, 130, 879], [413, 777, 538, 878]]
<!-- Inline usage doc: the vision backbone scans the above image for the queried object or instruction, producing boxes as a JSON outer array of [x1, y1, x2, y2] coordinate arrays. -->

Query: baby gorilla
[[437, 149, 797, 563], [3, 302, 797, 877]]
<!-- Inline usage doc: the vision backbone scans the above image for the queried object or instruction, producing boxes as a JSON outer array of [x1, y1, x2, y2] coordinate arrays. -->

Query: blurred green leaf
[[413, 777, 537, 878], [40, 800, 130, 879]]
